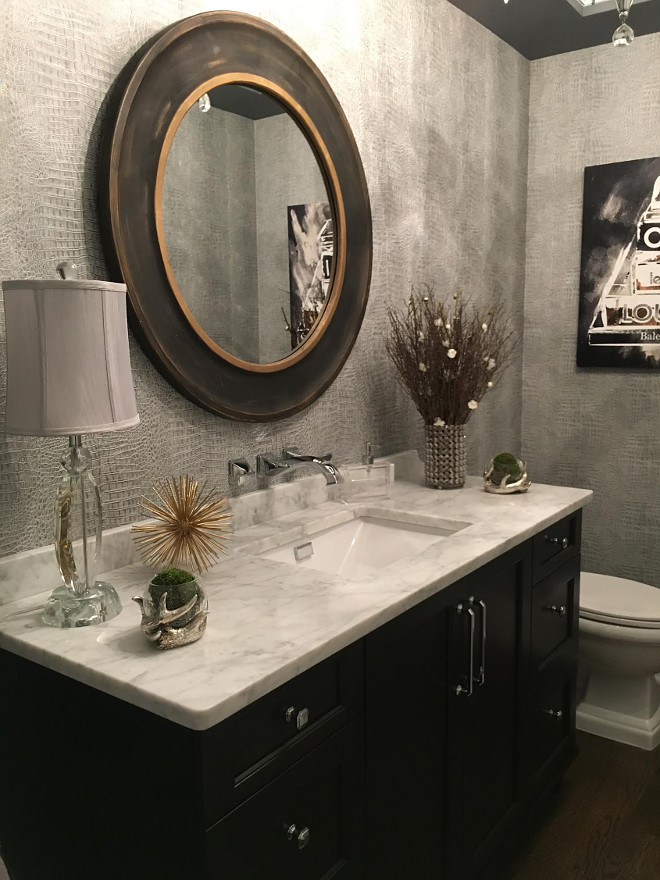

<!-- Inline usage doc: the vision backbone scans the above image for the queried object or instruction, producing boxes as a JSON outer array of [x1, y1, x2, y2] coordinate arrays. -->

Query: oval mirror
[[160, 83, 335, 366], [100, 12, 372, 421]]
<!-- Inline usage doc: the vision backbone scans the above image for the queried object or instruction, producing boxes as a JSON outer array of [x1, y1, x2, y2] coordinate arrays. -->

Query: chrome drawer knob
[[543, 708, 563, 719], [546, 536, 569, 550], [285, 706, 309, 730], [286, 824, 311, 850], [543, 604, 567, 616]]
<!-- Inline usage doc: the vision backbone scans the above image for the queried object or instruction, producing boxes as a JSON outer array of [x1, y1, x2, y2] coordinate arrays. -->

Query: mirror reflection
[[161, 84, 334, 365]]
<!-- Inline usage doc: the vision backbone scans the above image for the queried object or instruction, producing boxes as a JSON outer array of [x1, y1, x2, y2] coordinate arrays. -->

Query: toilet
[[578, 571, 660, 750]]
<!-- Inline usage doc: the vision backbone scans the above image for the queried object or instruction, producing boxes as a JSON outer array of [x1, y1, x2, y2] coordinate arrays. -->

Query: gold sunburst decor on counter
[[132, 475, 231, 572]]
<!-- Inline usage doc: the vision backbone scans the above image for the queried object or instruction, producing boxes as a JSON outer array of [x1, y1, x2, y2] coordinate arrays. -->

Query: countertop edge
[[0, 485, 593, 731]]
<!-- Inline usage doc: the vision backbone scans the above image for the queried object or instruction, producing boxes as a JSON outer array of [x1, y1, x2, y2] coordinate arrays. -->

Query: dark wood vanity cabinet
[[365, 511, 582, 880], [0, 644, 366, 880], [0, 512, 582, 880], [365, 591, 449, 879], [206, 720, 365, 880], [364, 542, 529, 880], [445, 544, 529, 880]]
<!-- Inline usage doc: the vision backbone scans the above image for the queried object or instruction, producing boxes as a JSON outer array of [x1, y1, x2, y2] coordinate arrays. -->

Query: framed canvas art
[[287, 202, 333, 349], [577, 157, 660, 368]]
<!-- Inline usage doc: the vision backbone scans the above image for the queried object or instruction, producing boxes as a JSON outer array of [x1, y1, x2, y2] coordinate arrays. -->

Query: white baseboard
[[577, 700, 660, 751]]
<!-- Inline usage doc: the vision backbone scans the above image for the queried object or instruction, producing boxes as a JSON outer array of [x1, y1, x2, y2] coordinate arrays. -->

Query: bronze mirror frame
[[99, 11, 372, 421]]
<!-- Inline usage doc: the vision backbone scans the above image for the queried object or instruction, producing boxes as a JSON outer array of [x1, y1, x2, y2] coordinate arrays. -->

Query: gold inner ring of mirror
[[155, 73, 346, 374]]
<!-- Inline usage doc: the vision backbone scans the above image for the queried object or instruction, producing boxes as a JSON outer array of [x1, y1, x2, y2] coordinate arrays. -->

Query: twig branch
[[385, 285, 516, 426]]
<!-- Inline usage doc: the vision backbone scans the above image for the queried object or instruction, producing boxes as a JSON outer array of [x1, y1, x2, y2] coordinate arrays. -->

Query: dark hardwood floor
[[504, 732, 660, 880]]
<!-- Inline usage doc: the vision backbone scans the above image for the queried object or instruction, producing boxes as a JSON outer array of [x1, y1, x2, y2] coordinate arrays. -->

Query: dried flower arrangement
[[385, 286, 516, 426]]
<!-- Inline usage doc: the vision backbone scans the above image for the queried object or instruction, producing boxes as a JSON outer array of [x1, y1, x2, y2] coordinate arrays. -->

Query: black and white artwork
[[287, 202, 333, 349], [578, 157, 660, 368]]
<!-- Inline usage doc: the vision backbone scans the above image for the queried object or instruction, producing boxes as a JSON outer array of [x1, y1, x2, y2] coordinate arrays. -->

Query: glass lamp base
[[42, 581, 122, 628], [612, 22, 634, 46]]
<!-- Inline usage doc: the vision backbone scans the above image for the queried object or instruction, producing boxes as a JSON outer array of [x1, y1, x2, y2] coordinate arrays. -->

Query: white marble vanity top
[[0, 460, 592, 731]]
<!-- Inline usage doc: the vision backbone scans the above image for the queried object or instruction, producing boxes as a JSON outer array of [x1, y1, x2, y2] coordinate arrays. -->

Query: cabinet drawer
[[205, 720, 364, 880], [521, 667, 574, 783], [531, 559, 579, 668], [200, 641, 364, 824], [532, 511, 581, 582]]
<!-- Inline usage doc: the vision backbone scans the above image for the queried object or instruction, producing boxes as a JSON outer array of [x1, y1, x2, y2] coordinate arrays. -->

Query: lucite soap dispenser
[[345, 443, 391, 499]]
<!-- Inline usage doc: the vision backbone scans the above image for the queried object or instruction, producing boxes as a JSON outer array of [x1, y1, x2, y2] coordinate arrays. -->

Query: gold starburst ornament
[[132, 476, 231, 572]]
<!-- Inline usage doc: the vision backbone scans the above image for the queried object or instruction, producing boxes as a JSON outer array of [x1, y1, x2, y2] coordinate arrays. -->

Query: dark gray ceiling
[[209, 85, 285, 120], [447, 0, 660, 59]]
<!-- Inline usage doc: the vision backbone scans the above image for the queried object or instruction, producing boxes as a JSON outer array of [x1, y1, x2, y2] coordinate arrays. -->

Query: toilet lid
[[580, 572, 660, 629]]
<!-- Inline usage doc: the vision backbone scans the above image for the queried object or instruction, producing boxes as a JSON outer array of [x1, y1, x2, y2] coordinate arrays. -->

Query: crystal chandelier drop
[[612, 0, 635, 46]]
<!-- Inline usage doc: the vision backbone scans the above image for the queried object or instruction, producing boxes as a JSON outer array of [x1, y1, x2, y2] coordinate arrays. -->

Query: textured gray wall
[[162, 103, 259, 361], [0, 0, 529, 559], [523, 33, 660, 586], [254, 112, 328, 363]]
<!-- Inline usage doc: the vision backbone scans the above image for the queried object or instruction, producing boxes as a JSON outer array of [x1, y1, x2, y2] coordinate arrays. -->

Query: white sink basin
[[259, 513, 469, 580]]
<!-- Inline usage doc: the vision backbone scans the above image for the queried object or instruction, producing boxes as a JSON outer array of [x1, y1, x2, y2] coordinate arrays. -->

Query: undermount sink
[[259, 512, 470, 579]]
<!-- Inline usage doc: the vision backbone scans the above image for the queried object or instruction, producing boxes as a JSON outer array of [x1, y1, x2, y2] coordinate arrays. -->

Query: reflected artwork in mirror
[[160, 84, 334, 365], [100, 12, 371, 421]]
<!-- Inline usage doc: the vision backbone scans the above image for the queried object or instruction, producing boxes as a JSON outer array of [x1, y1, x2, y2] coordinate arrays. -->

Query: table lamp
[[2, 262, 139, 627]]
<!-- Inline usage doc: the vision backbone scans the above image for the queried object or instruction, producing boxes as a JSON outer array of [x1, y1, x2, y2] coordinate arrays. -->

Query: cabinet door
[[446, 545, 531, 879], [205, 720, 364, 880], [201, 641, 364, 825], [365, 594, 448, 880]]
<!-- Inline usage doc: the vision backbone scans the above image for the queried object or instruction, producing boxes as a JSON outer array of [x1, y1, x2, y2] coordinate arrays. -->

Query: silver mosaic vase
[[425, 424, 467, 489]]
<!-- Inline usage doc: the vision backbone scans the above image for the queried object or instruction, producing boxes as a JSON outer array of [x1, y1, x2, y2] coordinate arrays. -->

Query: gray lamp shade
[[2, 279, 139, 436]]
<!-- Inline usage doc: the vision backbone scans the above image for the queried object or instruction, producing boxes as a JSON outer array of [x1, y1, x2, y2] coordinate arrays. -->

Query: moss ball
[[491, 452, 522, 483], [151, 568, 194, 586], [149, 568, 198, 610]]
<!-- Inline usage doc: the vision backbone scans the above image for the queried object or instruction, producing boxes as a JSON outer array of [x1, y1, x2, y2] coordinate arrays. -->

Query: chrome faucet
[[256, 447, 343, 485]]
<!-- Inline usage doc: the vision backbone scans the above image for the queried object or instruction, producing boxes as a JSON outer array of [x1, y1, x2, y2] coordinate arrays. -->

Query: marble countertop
[[0, 472, 592, 731]]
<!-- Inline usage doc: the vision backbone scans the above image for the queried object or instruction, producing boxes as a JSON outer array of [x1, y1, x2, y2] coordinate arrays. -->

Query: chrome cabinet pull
[[286, 823, 311, 850], [542, 708, 563, 719], [543, 604, 567, 616], [475, 598, 486, 686], [545, 535, 569, 550], [285, 706, 310, 730], [455, 603, 475, 697]]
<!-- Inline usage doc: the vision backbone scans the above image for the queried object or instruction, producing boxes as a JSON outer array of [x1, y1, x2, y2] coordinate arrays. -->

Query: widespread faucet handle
[[256, 452, 292, 477], [228, 458, 254, 487]]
